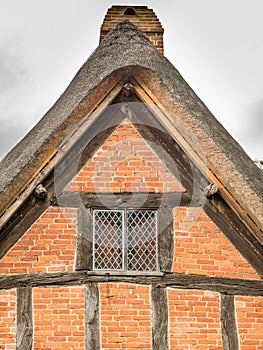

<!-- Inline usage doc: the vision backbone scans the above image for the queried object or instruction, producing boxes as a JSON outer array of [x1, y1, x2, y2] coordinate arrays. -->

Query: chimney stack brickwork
[[100, 5, 164, 53]]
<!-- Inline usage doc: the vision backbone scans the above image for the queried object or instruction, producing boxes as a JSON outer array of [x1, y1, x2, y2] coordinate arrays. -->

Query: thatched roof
[[0, 20, 262, 259]]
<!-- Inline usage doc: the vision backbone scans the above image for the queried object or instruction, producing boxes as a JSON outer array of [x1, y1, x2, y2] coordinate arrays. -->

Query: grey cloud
[[0, 42, 28, 94], [0, 41, 33, 160], [245, 100, 263, 138], [0, 116, 29, 160], [239, 100, 263, 158]]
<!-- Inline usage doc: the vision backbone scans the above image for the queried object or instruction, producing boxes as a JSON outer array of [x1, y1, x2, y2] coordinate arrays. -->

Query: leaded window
[[93, 209, 158, 271]]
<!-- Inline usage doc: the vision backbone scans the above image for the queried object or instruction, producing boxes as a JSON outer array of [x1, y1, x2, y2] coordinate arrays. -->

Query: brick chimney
[[100, 5, 164, 54]]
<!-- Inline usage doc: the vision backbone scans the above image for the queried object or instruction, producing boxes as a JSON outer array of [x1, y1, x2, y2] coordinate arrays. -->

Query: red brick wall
[[65, 123, 184, 193], [33, 286, 85, 349], [235, 296, 263, 350], [0, 207, 77, 275], [0, 122, 261, 350], [100, 283, 152, 349], [168, 289, 222, 349], [0, 289, 16, 350], [100, 6, 164, 53], [173, 207, 260, 280]]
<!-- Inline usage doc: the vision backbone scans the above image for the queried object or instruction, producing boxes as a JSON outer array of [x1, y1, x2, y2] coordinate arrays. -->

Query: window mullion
[[123, 209, 128, 271]]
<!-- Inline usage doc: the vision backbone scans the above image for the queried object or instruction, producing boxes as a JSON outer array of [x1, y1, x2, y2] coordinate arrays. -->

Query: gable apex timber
[[0, 20, 262, 275]]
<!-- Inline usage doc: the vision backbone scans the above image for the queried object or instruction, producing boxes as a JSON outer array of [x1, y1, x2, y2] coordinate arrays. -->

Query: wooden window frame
[[74, 193, 175, 273], [92, 208, 159, 272]]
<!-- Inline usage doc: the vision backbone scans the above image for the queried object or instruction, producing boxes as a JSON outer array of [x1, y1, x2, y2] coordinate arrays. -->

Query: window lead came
[[93, 209, 158, 272]]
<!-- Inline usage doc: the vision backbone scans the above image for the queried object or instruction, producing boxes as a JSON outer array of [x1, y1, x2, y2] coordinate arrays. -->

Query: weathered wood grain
[[75, 207, 93, 271], [85, 282, 101, 350], [151, 286, 169, 350], [16, 287, 33, 350], [1, 271, 262, 296], [220, 294, 240, 350], [55, 192, 193, 209], [158, 207, 174, 272]]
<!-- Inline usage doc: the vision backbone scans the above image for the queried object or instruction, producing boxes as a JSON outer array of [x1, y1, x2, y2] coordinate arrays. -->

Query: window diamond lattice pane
[[127, 210, 157, 271], [93, 210, 123, 270]]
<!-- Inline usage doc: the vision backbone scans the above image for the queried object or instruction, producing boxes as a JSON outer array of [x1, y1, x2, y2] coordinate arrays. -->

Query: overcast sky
[[0, 0, 262, 161]]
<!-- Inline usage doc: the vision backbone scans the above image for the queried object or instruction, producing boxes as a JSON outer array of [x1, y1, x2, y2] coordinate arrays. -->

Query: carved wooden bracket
[[205, 183, 219, 198], [34, 184, 47, 199]]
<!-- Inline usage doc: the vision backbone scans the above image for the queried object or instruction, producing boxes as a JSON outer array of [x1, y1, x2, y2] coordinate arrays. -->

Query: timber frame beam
[[0, 271, 262, 296]]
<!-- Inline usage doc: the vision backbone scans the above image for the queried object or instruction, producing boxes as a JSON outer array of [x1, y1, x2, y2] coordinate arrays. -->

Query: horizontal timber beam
[[0, 271, 262, 296], [55, 191, 194, 209], [52, 192, 195, 209]]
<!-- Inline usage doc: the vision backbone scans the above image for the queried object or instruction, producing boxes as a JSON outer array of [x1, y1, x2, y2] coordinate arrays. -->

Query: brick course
[[235, 296, 263, 350], [168, 289, 223, 349], [33, 286, 85, 349], [65, 123, 185, 193], [173, 207, 260, 280], [0, 289, 16, 350], [100, 283, 152, 349], [0, 207, 77, 275]]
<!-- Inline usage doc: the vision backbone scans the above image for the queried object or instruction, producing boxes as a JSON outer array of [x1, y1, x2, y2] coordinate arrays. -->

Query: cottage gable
[[0, 109, 260, 279], [0, 5, 262, 350]]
